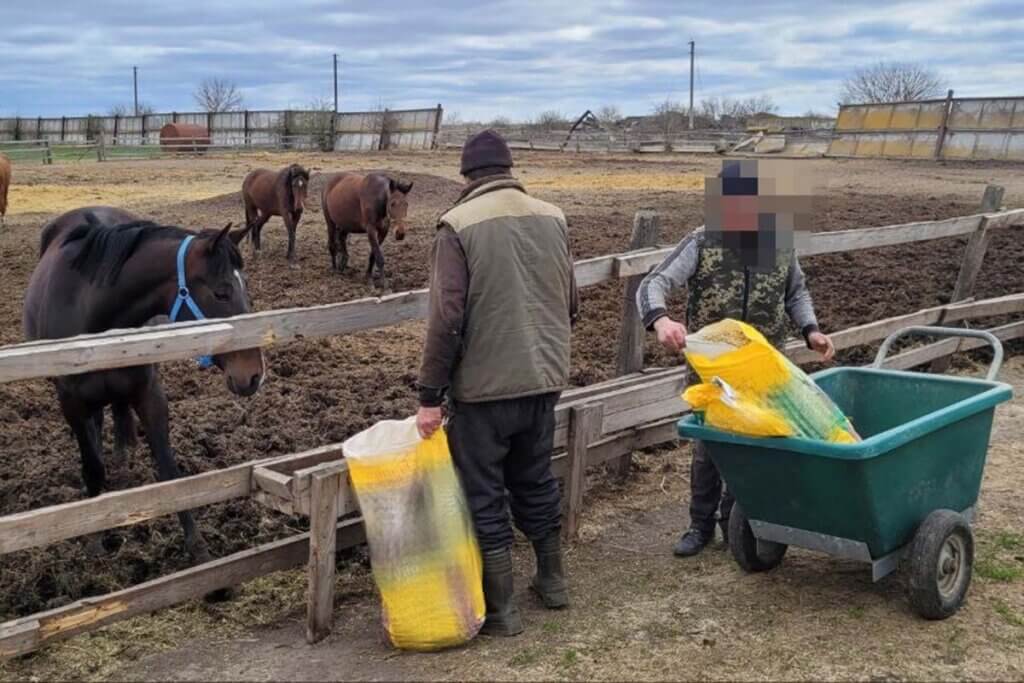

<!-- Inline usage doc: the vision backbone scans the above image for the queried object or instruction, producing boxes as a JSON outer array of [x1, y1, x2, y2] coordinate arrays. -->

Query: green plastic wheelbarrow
[[677, 327, 1014, 619]]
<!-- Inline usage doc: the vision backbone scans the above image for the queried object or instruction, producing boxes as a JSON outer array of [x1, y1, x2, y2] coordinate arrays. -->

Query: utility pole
[[333, 53, 339, 113], [133, 66, 139, 116], [688, 41, 695, 130]]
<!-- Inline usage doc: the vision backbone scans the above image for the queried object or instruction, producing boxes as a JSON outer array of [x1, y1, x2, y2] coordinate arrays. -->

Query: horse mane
[[62, 213, 242, 287]]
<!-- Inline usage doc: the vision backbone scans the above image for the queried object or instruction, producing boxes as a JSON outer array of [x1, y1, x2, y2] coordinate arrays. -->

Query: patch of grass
[[561, 649, 579, 668], [993, 600, 1024, 627], [993, 531, 1024, 552], [542, 620, 561, 635], [976, 558, 1024, 583], [847, 606, 866, 620], [508, 648, 540, 668]]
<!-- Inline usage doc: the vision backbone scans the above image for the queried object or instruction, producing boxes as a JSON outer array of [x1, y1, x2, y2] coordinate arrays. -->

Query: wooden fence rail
[[2, 207, 1021, 385]]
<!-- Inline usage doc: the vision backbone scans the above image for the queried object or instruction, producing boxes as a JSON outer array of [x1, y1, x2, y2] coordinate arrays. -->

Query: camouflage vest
[[686, 232, 792, 354]]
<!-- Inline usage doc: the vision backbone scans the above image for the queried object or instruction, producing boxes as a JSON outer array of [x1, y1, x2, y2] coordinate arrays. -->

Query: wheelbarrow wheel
[[907, 509, 973, 620], [728, 503, 787, 573]]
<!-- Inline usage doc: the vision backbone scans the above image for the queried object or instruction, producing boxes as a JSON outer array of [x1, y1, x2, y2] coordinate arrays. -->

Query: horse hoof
[[288, 262, 300, 271]]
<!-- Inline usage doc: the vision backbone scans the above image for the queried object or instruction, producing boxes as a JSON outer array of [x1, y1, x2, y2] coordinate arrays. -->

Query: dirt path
[[96, 359, 1024, 683]]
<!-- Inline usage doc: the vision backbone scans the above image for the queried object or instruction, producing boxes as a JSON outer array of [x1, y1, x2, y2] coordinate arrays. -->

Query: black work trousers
[[689, 439, 735, 536], [445, 392, 562, 552]]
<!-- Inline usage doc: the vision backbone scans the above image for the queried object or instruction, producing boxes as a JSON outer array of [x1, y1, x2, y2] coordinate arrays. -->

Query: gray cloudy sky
[[1, 0, 1022, 120]]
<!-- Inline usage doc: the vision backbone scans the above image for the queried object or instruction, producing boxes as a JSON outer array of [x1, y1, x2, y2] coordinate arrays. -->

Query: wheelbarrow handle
[[872, 326, 1004, 381]]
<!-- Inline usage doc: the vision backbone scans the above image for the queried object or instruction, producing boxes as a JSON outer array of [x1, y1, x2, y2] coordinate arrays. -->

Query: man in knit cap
[[415, 129, 579, 636]]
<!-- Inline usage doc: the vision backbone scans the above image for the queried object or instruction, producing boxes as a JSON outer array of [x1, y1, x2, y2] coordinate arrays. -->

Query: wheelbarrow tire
[[728, 503, 787, 573], [907, 509, 973, 620]]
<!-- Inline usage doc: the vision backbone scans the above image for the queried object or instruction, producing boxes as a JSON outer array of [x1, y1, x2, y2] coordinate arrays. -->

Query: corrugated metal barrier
[[828, 92, 1024, 161]]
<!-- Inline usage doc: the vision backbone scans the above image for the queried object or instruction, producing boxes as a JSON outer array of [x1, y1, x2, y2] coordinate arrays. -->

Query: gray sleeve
[[636, 231, 699, 330], [785, 253, 820, 344]]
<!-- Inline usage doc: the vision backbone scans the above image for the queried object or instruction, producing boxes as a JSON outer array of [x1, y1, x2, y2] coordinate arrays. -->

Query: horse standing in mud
[[0, 153, 10, 228], [321, 173, 413, 285], [241, 164, 310, 266], [23, 206, 265, 562]]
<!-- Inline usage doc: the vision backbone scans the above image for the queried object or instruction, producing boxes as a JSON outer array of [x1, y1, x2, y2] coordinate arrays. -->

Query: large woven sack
[[682, 319, 861, 443], [343, 417, 485, 651]]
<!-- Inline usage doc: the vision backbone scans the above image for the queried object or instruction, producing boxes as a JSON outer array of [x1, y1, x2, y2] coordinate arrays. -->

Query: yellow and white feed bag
[[343, 417, 485, 651], [682, 319, 861, 443]]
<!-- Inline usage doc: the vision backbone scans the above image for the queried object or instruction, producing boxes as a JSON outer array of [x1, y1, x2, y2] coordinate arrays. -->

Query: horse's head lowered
[[64, 214, 266, 397], [387, 178, 413, 241], [286, 164, 310, 214], [179, 224, 266, 396]]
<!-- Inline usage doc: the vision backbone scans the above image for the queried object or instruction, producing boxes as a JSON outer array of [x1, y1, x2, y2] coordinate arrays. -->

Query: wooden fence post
[[610, 210, 660, 477], [306, 469, 342, 643], [96, 132, 107, 162], [934, 89, 955, 160], [43, 141, 52, 165], [564, 403, 603, 540], [929, 184, 1004, 373]]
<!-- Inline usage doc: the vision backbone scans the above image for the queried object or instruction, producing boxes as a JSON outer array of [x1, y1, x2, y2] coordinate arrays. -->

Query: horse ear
[[209, 222, 233, 252], [399, 179, 413, 194], [388, 177, 397, 193]]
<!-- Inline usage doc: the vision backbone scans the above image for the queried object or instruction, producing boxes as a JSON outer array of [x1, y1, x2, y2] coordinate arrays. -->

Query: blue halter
[[169, 235, 214, 369]]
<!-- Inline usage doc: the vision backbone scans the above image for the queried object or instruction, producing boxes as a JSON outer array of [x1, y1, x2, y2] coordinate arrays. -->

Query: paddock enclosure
[[1, 149, 1024, 679]]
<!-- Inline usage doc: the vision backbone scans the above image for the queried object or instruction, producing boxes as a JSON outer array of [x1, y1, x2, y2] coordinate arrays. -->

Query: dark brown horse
[[321, 173, 413, 283], [23, 206, 265, 561], [241, 164, 310, 266]]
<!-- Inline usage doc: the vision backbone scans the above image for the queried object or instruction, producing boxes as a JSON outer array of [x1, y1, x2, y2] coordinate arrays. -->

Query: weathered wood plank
[[0, 324, 235, 383], [932, 185, 1004, 373], [613, 211, 660, 476], [0, 519, 366, 659], [799, 215, 984, 256], [252, 467, 294, 501], [292, 461, 354, 517], [881, 321, 1024, 371], [614, 209, 1024, 278], [306, 470, 342, 644], [4, 209, 1022, 385], [0, 443, 343, 556], [564, 404, 602, 539]]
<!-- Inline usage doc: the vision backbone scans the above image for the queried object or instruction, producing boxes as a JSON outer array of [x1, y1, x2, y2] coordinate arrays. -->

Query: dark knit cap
[[718, 159, 758, 196], [460, 129, 514, 175]]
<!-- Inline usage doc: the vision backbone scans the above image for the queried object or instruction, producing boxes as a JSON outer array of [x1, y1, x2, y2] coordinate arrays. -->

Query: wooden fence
[[2, 196, 1024, 658]]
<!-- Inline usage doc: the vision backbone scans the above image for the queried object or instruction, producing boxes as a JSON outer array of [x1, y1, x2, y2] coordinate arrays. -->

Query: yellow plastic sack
[[343, 417, 485, 651], [682, 319, 861, 443]]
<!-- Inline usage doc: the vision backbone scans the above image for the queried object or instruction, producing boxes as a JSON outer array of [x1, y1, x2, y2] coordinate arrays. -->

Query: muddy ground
[[1, 150, 1024, 680]]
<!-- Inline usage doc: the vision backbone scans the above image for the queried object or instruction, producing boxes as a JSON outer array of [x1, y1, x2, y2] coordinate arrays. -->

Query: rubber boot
[[530, 532, 569, 609], [480, 547, 524, 637]]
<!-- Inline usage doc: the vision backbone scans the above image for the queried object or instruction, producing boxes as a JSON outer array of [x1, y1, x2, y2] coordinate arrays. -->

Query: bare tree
[[651, 99, 688, 145], [488, 116, 512, 128], [290, 97, 336, 151], [697, 96, 778, 128], [839, 61, 946, 104], [193, 78, 245, 112], [108, 103, 155, 116], [531, 110, 569, 131], [597, 105, 622, 125]]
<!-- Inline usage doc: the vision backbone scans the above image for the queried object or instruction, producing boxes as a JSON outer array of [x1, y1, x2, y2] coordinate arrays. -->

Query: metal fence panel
[[828, 95, 1024, 161]]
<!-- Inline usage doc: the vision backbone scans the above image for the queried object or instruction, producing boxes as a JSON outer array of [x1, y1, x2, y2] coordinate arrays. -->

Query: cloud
[[0, 0, 1020, 120]]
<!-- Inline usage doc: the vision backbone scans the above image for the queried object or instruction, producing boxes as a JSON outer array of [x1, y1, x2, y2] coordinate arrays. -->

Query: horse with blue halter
[[23, 206, 265, 562]]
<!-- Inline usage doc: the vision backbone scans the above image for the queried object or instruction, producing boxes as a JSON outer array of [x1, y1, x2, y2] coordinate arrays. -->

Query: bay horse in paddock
[[321, 173, 413, 284], [23, 206, 265, 562], [241, 163, 310, 265], [0, 153, 10, 227]]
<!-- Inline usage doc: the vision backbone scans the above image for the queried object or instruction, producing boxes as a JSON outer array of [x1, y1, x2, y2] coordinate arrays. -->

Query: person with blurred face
[[636, 159, 834, 557]]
